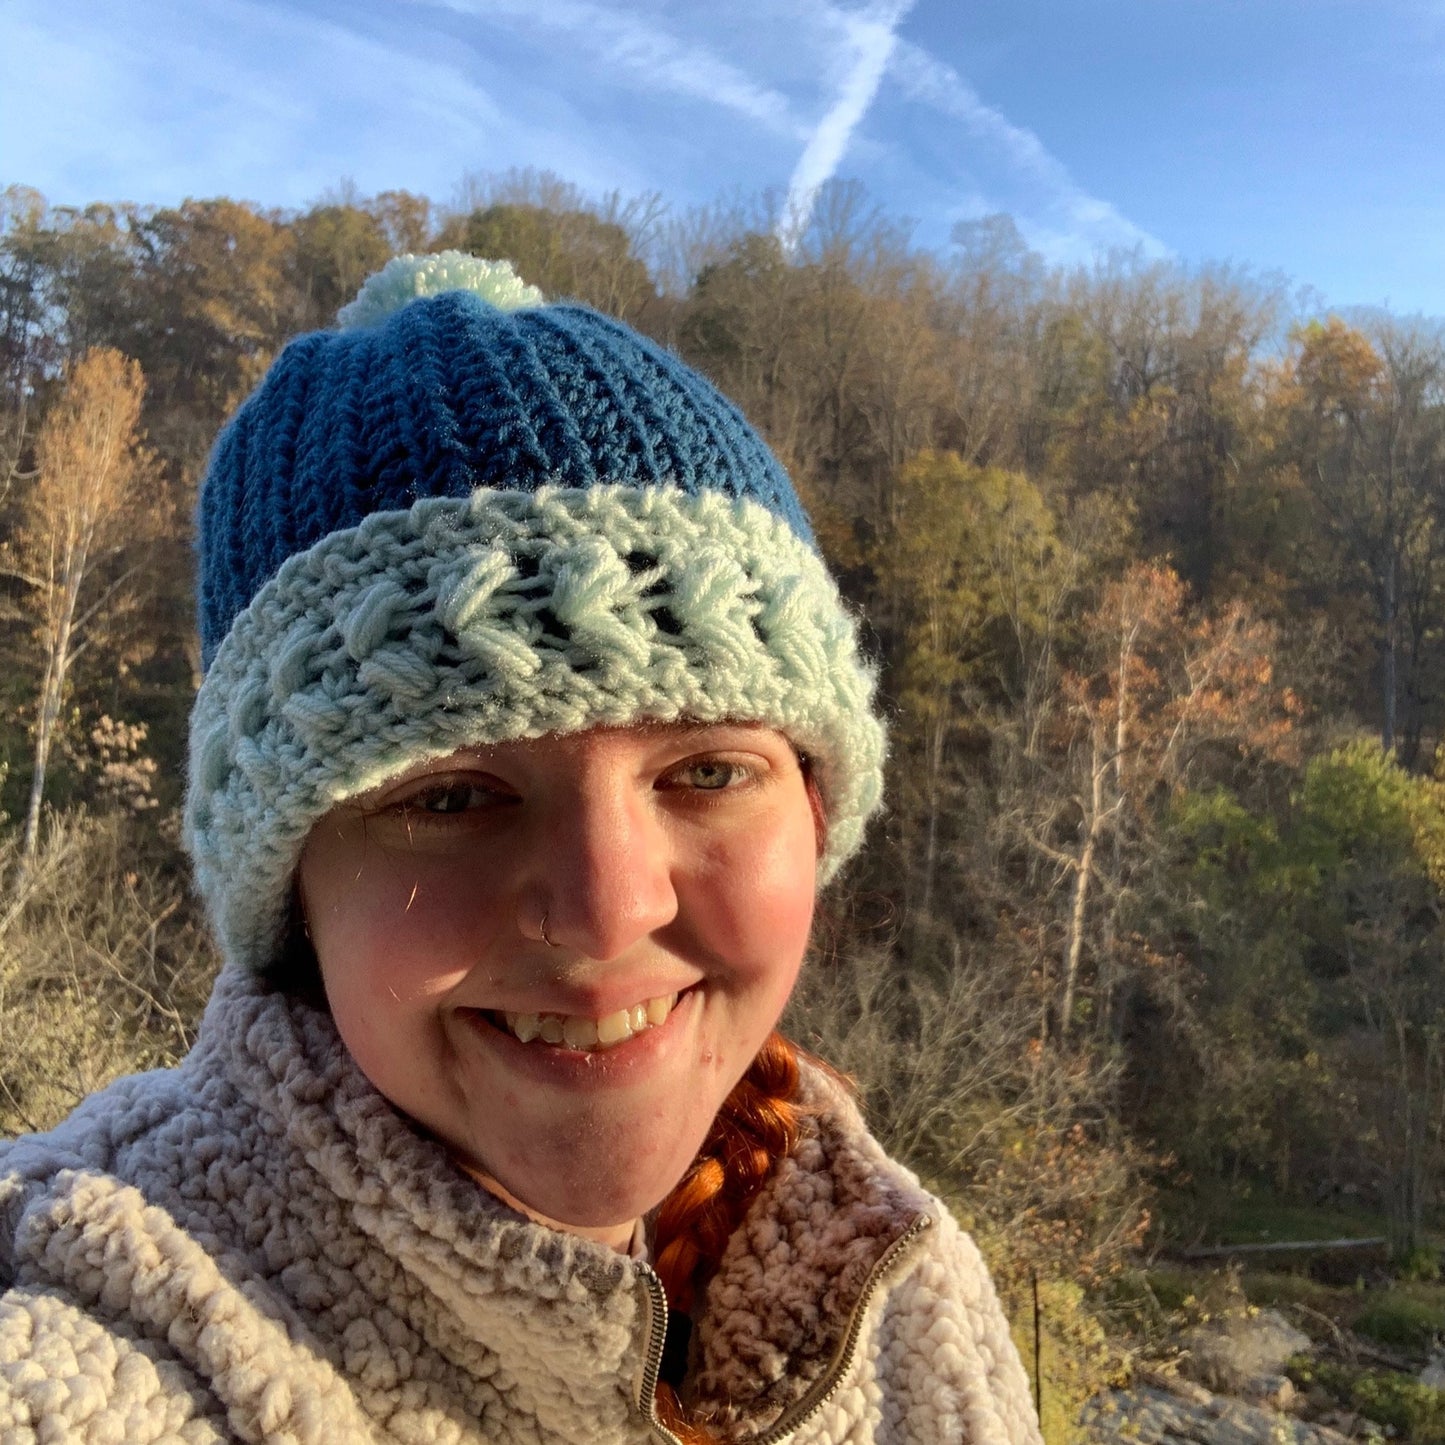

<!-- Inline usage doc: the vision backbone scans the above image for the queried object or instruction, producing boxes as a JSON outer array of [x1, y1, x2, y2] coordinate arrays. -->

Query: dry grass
[[0, 809, 218, 1136]]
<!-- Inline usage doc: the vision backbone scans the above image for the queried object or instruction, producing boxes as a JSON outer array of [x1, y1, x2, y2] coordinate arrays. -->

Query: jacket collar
[[208, 967, 651, 1434], [686, 1065, 931, 1436], [206, 967, 931, 1439]]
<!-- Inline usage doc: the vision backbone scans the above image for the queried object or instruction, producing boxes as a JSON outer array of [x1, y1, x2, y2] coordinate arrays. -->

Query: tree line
[[6, 168, 1445, 1429]]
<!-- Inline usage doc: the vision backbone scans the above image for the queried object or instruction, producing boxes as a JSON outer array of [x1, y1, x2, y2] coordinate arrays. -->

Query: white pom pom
[[337, 252, 545, 330]]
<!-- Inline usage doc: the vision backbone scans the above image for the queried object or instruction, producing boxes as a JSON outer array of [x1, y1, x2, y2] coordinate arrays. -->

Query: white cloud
[[761, 1, 1162, 262], [2, 0, 658, 207], [887, 38, 1168, 260], [779, 0, 915, 246], [405, 0, 799, 133], [3, 0, 1164, 271]]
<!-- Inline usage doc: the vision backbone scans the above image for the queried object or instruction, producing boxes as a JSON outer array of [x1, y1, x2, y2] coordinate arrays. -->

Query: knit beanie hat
[[184, 253, 886, 972]]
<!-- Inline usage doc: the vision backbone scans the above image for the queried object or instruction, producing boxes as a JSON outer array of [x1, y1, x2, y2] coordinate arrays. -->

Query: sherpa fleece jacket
[[0, 967, 1042, 1444]]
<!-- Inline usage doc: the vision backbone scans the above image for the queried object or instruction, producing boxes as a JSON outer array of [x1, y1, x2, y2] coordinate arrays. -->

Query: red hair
[[649, 1030, 807, 1443]]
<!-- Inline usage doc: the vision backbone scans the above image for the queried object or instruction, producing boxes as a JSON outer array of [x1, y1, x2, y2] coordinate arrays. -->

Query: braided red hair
[[649, 1030, 808, 1443]]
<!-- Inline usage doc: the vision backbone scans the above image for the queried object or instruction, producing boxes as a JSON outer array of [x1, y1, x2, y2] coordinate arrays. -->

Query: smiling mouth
[[481, 991, 682, 1052]]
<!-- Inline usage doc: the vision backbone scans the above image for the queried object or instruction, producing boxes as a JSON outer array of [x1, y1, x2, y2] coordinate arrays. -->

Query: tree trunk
[[1382, 550, 1398, 754], [919, 713, 945, 921], [20, 547, 85, 865], [1060, 719, 1106, 1041]]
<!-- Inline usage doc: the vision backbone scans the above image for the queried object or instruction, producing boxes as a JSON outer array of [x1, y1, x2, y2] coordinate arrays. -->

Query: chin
[[501, 1131, 707, 1234]]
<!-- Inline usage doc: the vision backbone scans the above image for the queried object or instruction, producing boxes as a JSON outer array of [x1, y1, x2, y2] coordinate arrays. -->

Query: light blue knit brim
[[185, 485, 886, 972]]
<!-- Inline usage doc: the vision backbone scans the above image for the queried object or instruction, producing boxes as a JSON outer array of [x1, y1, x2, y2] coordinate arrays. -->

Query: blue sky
[[5, 0, 1445, 313]]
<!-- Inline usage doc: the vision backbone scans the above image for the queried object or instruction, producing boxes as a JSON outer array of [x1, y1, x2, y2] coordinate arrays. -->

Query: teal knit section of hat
[[197, 263, 813, 668]]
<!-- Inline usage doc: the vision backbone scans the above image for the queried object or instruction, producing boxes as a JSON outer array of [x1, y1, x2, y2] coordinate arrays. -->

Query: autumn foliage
[[8, 176, 1445, 1435]]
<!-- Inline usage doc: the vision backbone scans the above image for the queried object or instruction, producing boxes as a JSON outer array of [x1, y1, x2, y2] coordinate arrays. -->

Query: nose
[[524, 778, 678, 960]]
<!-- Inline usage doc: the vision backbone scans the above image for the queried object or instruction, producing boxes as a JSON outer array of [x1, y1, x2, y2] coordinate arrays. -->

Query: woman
[[0, 255, 1041, 1443]]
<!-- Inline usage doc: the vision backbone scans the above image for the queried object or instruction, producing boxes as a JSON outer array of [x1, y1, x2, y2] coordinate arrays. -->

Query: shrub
[[1240, 1270, 1346, 1322], [784, 938, 1152, 1291], [785, 942, 1144, 1440], [989, 1265, 1119, 1445], [1104, 1268, 1192, 1336], [1353, 1290, 1445, 1351], [1289, 1358, 1445, 1442], [1399, 1246, 1443, 1283], [0, 809, 218, 1136]]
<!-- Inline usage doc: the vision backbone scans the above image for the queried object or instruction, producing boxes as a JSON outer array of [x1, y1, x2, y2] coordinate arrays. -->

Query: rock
[[1420, 1352, 1445, 1389], [1085, 1382, 1354, 1444], [1134, 1365, 1213, 1406], [1249, 1374, 1296, 1410], [1180, 1308, 1314, 1396]]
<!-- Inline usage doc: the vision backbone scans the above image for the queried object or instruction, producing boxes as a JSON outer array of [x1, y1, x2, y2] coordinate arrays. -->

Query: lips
[[481, 991, 682, 1053]]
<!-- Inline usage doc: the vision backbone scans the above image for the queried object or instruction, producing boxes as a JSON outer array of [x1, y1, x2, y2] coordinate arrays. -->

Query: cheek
[[696, 817, 817, 994], [302, 852, 480, 1048]]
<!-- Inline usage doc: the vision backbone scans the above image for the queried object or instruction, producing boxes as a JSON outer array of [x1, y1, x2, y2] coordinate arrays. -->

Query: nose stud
[[540, 909, 558, 948]]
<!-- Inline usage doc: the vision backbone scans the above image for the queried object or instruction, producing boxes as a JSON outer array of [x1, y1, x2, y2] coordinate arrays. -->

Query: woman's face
[[298, 722, 819, 1237]]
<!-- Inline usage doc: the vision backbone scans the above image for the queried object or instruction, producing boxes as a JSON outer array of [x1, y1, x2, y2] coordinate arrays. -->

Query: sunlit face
[[297, 723, 820, 1240]]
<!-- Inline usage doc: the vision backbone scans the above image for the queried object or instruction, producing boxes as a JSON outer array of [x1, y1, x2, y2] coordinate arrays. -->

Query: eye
[[383, 774, 517, 819], [409, 781, 504, 814], [351, 768, 520, 853], [663, 757, 757, 793]]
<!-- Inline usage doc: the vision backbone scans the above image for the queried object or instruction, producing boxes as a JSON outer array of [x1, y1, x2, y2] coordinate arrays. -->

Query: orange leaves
[[38, 345, 144, 456], [1060, 560, 1302, 786], [24, 347, 150, 603], [1034, 560, 1302, 1043], [11, 347, 155, 858], [1289, 316, 1385, 419]]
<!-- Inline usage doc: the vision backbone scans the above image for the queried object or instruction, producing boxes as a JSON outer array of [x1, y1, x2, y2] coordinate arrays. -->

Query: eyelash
[[377, 754, 761, 824], [408, 781, 513, 815]]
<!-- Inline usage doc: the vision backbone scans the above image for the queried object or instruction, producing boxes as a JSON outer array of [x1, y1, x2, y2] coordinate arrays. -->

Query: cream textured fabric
[[335, 254, 544, 329], [0, 969, 1041, 1444], [186, 486, 886, 972]]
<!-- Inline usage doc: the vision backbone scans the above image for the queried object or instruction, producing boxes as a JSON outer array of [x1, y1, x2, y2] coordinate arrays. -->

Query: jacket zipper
[[635, 1261, 685, 1445], [636, 1211, 933, 1445], [750, 1211, 934, 1445]]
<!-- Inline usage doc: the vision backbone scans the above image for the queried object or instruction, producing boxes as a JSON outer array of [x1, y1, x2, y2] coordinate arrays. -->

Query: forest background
[[5, 170, 1445, 1434]]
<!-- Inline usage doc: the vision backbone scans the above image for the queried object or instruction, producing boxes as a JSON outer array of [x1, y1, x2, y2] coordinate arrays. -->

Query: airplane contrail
[[780, 0, 917, 250]]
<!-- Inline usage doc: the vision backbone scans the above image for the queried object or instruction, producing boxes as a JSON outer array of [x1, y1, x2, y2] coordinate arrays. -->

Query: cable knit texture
[[0, 968, 1042, 1444], [185, 486, 885, 971]]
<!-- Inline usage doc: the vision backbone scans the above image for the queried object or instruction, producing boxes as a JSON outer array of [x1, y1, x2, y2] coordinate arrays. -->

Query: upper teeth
[[503, 993, 678, 1051]]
